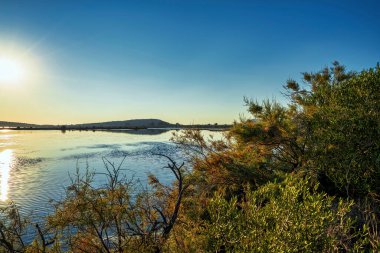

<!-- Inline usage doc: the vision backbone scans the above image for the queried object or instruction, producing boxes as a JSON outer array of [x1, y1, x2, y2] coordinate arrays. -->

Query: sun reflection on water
[[0, 149, 13, 201]]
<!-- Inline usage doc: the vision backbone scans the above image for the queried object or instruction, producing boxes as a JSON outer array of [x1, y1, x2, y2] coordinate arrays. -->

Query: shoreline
[[0, 126, 231, 131]]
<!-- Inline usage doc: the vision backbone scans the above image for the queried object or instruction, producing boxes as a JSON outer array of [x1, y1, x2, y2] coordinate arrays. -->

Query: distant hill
[[0, 119, 172, 129], [0, 121, 44, 128], [76, 119, 172, 128], [0, 119, 230, 130]]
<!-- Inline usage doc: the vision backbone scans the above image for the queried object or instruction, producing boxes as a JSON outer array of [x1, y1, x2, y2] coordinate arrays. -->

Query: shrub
[[205, 176, 368, 252]]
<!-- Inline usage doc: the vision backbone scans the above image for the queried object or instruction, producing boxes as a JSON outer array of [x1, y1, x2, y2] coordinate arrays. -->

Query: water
[[0, 129, 197, 218]]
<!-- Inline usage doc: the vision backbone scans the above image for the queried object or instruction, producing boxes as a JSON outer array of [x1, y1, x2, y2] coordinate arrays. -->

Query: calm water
[[0, 129, 201, 217]]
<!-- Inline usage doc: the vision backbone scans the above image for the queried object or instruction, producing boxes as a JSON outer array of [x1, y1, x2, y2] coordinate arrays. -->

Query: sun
[[0, 57, 26, 84]]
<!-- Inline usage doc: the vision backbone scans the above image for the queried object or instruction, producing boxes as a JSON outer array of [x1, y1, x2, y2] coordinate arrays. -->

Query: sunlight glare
[[0, 149, 13, 201], [0, 57, 25, 84]]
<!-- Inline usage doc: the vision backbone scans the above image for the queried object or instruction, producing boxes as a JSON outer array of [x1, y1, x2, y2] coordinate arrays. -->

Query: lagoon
[[0, 129, 194, 218]]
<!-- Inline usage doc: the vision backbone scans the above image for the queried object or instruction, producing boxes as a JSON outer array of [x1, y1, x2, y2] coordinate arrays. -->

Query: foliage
[[294, 64, 380, 197], [0, 202, 58, 253], [205, 176, 367, 252], [0, 202, 29, 252], [171, 62, 380, 252], [48, 156, 187, 252], [231, 62, 380, 198]]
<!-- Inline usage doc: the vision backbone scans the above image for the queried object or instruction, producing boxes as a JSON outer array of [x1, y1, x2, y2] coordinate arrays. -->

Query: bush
[[205, 176, 368, 252]]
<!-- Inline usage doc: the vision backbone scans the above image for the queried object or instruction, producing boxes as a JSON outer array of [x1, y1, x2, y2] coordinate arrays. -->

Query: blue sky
[[0, 0, 379, 124]]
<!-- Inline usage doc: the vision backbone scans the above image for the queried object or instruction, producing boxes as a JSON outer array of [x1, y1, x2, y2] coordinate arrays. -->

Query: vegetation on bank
[[0, 62, 379, 252]]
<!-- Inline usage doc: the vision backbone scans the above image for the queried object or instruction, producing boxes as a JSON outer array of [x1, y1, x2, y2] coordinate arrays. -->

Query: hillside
[[0, 119, 173, 129], [0, 121, 44, 128], [76, 119, 172, 128]]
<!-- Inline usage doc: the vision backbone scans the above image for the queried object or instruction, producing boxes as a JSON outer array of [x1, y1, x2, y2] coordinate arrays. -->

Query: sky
[[0, 0, 379, 125]]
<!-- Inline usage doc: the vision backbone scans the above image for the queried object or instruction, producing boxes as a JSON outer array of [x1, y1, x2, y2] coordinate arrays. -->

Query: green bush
[[205, 176, 368, 252]]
